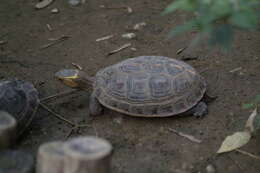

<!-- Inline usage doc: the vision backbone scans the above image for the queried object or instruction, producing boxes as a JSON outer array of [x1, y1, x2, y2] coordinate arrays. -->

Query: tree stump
[[63, 136, 113, 173], [0, 111, 17, 150], [36, 141, 66, 173]]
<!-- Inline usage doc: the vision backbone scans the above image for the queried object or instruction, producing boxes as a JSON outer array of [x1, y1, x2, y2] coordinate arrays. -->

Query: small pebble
[[51, 8, 59, 13], [206, 164, 216, 173], [133, 22, 146, 30], [122, 33, 136, 39], [130, 47, 137, 51], [68, 0, 81, 6]]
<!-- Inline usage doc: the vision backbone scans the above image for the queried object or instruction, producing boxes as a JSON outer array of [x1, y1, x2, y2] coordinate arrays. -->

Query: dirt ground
[[1, 0, 260, 172]]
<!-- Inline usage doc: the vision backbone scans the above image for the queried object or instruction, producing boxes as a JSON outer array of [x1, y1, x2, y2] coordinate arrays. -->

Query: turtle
[[55, 56, 208, 117], [0, 79, 39, 137]]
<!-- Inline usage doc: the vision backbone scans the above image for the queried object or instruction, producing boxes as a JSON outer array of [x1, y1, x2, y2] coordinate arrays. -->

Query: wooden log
[[63, 136, 113, 173], [36, 141, 66, 173], [0, 111, 17, 150]]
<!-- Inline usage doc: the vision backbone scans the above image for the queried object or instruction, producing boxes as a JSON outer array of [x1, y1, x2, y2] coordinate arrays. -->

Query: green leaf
[[208, 24, 233, 49], [168, 20, 197, 37], [253, 114, 260, 131], [211, 0, 232, 18], [254, 95, 260, 103], [162, 0, 195, 15], [162, 1, 183, 15], [242, 103, 254, 109], [229, 10, 258, 29]]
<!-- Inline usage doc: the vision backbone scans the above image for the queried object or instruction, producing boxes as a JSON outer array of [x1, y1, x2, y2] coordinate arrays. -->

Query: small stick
[[168, 128, 202, 143], [236, 149, 260, 160], [65, 124, 91, 139], [100, 5, 132, 13], [176, 47, 186, 55], [0, 40, 7, 45], [40, 89, 79, 102], [40, 35, 69, 50], [227, 155, 244, 172], [229, 67, 242, 73], [96, 34, 114, 42], [107, 43, 131, 56], [46, 24, 53, 31], [39, 103, 75, 126], [72, 63, 83, 70]]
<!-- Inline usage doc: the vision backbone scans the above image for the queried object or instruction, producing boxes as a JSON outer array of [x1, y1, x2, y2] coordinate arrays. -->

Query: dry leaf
[[217, 131, 251, 154], [35, 0, 54, 9], [245, 108, 257, 133]]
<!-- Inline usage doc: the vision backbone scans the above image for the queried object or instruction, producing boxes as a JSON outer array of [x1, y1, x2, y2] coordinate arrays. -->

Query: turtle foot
[[89, 93, 103, 116], [191, 102, 208, 118]]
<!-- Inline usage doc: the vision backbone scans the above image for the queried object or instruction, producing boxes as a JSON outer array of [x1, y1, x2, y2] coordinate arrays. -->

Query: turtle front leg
[[190, 101, 208, 118], [89, 93, 103, 116]]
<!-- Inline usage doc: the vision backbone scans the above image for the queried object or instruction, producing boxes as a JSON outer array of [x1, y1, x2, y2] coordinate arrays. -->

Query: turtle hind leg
[[89, 93, 103, 116], [189, 101, 208, 118]]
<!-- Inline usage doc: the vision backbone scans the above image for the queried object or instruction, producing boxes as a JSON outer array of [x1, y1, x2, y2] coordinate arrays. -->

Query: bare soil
[[0, 0, 260, 172]]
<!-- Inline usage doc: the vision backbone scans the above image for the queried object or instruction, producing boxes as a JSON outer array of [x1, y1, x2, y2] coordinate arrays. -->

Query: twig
[[46, 24, 53, 31], [65, 124, 91, 139], [99, 5, 132, 13], [168, 128, 202, 143], [227, 155, 244, 172], [107, 43, 131, 56], [0, 40, 7, 45], [236, 149, 260, 160], [40, 89, 79, 102], [230, 67, 242, 73], [65, 128, 74, 139], [40, 35, 69, 50], [176, 47, 186, 55], [39, 102, 75, 126], [72, 63, 83, 70], [96, 35, 114, 42]]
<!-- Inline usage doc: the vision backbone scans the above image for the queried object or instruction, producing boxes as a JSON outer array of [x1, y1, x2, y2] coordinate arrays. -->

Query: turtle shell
[[93, 56, 206, 117], [0, 79, 39, 136]]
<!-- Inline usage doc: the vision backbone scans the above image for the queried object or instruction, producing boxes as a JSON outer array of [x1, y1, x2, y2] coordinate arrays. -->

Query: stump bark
[[63, 136, 113, 173], [36, 141, 66, 173], [0, 111, 17, 150]]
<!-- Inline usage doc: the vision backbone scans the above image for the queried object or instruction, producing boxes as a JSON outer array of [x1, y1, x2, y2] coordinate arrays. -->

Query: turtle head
[[55, 69, 94, 89]]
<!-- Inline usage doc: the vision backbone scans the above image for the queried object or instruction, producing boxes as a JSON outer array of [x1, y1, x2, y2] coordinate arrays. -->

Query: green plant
[[163, 0, 260, 49], [243, 95, 260, 131], [243, 94, 260, 109]]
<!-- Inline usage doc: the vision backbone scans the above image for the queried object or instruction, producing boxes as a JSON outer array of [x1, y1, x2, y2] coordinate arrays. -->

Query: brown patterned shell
[[93, 56, 206, 117]]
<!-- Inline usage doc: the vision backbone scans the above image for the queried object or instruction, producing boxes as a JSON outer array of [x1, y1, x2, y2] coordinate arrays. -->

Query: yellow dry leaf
[[245, 108, 257, 133], [217, 131, 251, 154]]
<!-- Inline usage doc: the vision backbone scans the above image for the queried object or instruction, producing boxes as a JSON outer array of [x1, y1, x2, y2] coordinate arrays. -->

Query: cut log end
[[64, 136, 113, 173], [36, 141, 66, 173]]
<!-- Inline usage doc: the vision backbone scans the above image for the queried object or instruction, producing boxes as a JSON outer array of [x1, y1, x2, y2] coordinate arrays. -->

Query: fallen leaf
[[245, 108, 257, 133], [35, 0, 54, 9], [217, 131, 251, 154]]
